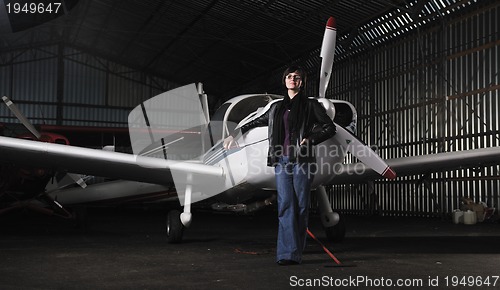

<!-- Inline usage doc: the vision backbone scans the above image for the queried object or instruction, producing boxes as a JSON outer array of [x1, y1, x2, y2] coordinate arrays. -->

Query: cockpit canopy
[[211, 94, 282, 142]]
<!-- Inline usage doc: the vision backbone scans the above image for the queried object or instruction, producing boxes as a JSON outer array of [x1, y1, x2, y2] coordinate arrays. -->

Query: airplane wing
[[330, 146, 500, 184], [0, 135, 223, 186]]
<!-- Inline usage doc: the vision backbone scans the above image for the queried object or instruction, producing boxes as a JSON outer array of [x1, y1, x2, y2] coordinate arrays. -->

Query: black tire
[[324, 214, 346, 242], [166, 210, 184, 244]]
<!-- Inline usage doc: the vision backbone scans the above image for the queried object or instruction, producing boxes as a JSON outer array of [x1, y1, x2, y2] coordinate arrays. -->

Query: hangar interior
[[0, 0, 498, 218]]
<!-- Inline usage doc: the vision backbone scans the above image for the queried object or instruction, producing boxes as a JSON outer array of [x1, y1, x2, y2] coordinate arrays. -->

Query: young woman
[[224, 65, 336, 265]]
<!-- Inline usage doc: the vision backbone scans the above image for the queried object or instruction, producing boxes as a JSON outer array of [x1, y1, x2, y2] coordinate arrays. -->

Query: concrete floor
[[1, 206, 499, 290]]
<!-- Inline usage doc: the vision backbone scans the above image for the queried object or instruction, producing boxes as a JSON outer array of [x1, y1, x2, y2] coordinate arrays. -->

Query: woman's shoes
[[277, 259, 299, 266]]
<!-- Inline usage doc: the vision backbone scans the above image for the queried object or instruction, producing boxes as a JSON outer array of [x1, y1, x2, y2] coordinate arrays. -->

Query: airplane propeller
[[2, 96, 88, 188], [317, 17, 396, 179], [312, 17, 395, 241], [316, 18, 396, 179]]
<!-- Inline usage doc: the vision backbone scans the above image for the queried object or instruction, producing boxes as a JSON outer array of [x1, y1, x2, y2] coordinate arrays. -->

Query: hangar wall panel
[[63, 106, 129, 127], [12, 56, 58, 103], [325, 3, 500, 217], [0, 45, 180, 128], [0, 46, 60, 124], [64, 59, 107, 105]]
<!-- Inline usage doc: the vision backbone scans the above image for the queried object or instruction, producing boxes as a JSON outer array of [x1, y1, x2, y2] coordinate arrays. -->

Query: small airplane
[[1, 17, 499, 244]]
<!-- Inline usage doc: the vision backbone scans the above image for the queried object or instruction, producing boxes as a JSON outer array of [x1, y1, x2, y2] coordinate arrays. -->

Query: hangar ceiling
[[0, 0, 478, 100]]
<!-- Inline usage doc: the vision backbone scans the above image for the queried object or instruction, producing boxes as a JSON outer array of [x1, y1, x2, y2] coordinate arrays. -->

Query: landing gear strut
[[166, 174, 193, 244]]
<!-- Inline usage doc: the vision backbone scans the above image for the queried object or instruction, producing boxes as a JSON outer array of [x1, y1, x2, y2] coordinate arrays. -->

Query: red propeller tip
[[383, 167, 397, 179], [326, 17, 336, 29]]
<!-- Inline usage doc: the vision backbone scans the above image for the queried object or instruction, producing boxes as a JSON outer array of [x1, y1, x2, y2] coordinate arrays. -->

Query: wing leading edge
[[0, 136, 223, 186]]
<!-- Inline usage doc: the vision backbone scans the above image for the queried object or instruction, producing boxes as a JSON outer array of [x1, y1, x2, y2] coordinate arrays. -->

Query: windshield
[[128, 83, 208, 160], [210, 94, 281, 141]]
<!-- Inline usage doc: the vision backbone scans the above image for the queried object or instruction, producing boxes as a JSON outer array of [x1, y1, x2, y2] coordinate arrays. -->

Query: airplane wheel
[[324, 214, 346, 242], [166, 210, 184, 244]]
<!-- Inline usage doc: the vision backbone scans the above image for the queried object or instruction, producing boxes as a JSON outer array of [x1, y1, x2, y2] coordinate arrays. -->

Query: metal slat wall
[[328, 3, 500, 217], [0, 46, 59, 124], [0, 45, 180, 128]]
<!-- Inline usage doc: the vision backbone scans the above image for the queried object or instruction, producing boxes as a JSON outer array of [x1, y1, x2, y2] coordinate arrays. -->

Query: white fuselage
[[202, 94, 356, 203], [46, 93, 357, 206]]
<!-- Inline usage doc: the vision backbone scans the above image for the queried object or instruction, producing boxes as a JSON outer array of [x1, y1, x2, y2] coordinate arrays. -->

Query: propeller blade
[[319, 17, 337, 99], [2, 96, 88, 188], [2, 96, 41, 139], [334, 124, 396, 179]]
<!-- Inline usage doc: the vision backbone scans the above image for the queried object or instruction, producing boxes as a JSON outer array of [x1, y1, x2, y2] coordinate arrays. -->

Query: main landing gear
[[166, 174, 193, 244], [166, 183, 346, 244]]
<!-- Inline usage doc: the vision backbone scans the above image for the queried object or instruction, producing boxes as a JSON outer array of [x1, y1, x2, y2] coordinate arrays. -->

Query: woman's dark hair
[[282, 65, 307, 86]]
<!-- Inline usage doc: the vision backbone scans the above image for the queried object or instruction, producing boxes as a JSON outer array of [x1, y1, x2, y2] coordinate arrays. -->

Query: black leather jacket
[[240, 98, 336, 166]]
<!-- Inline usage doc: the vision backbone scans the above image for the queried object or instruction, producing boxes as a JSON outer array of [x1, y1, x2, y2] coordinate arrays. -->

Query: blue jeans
[[275, 156, 315, 263]]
